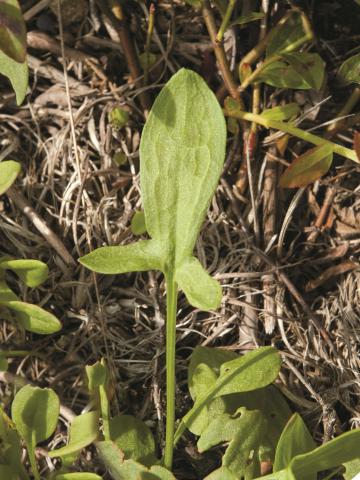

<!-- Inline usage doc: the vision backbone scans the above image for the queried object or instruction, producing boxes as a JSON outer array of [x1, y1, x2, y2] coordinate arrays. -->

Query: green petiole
[[225, 109, 358, 163]]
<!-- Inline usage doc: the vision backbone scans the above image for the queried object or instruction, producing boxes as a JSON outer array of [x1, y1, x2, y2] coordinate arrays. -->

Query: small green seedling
[[0, 0, 28, 104], [80, 68, 227, 468], [0, 256, 61, 335]]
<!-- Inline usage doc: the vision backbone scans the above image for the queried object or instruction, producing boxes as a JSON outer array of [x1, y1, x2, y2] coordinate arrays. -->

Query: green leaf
[[108, 107, 129, 130], [175, 257, 222, 310], [258, 53, 325, 90], [176, 347, 281, 443], [86, 361, 107, 392], [12, 385, 60, 445], [337, 52, 360, 85], [96, 441, 176, 480], [131, 211, 147, 235], [273, 413, 316, 474], [0, 279, 18, 302], [0, 160, 21, 195], [280, 53, 325, 90], [0, 259, 48, 287], [266, 12, 305, 57], [80, 69, 226, 311], [343, 457, 360, 479], [261, 104, 300, 122], [213, 347, 281, 398], [279, 144, 333, 188], [204, 467, 238, 480], [109, 414, 156, 466], [290, 429, 360, 479], [229, 12, 264, 27], [188, 346, 237, 401], [12, 385, 59, 478], [258, 60, 311, 89], [0, 411, 28, 480], [0, 49, 28, 105], [4, 301, 62, 334], [198, 407, 265, 477], [55, 474, 103, 480], [79, 241, 162, 274], [0, 0, 26, 63], [48, 411, 99, 459]]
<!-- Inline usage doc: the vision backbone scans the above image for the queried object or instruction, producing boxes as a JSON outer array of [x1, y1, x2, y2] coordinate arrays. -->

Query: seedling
[[0, 256, 61, 335], [80, 68, 227, 469]]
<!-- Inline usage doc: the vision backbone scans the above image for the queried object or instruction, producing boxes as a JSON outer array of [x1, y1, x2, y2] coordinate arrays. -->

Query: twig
[[95, 0, 152, 113], [202, 0, 244, 107], [144, 4, 155, 86], [6, 186, 75, 267]]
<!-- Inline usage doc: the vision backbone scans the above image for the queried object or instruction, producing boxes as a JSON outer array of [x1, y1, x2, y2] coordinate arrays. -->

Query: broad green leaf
[[344, 457, 360, 479], [337, 52, 360, 85], [109, 107, 129, 130], [222, 386, 292, 461], [176, 347, 281, 443], [86, 361, 107, 391], [0, 49, 28, 105], [280, 53, 325, 90], [48, 411, 99, 459], [188, 346, 237, 401], [0, 160, 21, 195], [204, 467, 238, 480], [80, 241, 162, 274], [279, 144, 333, 188], [0, 0, 26, 63], [0, 279, 19, 302], [266, 12, 305, 57], [12, 385, 60, 445], [96, 441, 176, 480], [273, 413, 316, 474], [55, 474, 103, 480], [131, 211, 147, 235], [261, 104, 300, 121], [290, 429, 360, 479], [229, 12, 264, 27], [258, 53, 325, 90], [12, 385, 59, 478], [0, 259, 48, 287], [198, 407, 265, 477], [257, 60, 311, 89], [175, 257, 222, 310], [214, 346, 281, 397], [80, 69, 226, 312], [109, 414, 156, 466], [4, 301, 62, 334]]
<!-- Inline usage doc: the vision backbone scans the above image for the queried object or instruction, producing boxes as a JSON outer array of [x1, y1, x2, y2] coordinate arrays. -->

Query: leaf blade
[[279, 144, 333, 188]]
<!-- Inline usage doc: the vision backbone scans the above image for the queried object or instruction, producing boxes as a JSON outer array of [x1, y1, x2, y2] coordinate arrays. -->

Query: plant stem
[[99, 359, 111, 441], [163, 272, 177, 470], [202, 0, 244, 108], [226, 109, 358, 162], [216, 0, 236, 42]]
